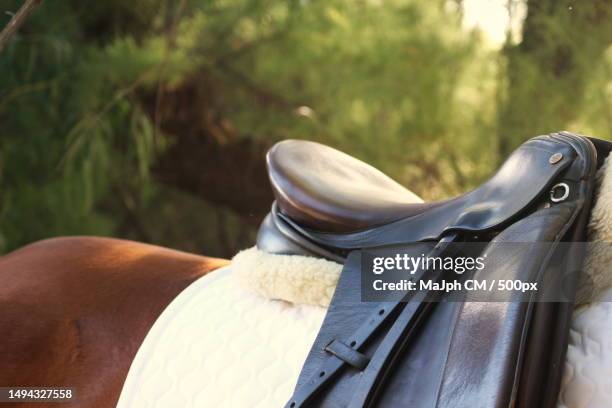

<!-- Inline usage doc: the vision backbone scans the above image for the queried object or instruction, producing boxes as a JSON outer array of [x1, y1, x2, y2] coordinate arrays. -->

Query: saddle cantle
[[256, 131, 612, 408], [267, 140, 424, 233]]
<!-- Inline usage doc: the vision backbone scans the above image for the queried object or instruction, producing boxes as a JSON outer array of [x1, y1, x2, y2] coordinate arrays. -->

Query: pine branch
[[0, 0, 43, 54]]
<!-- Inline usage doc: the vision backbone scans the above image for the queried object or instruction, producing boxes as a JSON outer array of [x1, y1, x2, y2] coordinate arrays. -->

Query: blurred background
[[0, 0, 610, 258]]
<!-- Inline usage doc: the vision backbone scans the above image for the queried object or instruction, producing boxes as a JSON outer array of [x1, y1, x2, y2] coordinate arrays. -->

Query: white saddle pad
[[558, 290, 612, 408], [116, 266, 326, 408], [118, 266, 612, 408]]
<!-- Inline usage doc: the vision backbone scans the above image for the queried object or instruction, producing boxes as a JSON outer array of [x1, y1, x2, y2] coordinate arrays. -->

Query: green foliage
[[0, 0, 609, 255], [498, 0, 612, 155], [0, 0, 166, 251]]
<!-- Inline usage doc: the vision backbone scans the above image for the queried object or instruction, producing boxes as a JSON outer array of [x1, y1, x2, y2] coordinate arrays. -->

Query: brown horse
[[0, 236, 228, 408]]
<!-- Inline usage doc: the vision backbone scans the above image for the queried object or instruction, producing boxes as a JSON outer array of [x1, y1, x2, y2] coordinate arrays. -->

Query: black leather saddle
[[256, 132, 612, 408]]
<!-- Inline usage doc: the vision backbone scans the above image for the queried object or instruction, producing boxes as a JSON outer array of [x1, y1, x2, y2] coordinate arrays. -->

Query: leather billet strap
[[285, 234, 459, 408]]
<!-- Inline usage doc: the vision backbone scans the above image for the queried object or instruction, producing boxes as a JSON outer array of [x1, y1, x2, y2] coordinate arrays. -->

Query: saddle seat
[[264, 134, 590, 259], [268, 136, 577, 240], [267, 140, 425, 233]]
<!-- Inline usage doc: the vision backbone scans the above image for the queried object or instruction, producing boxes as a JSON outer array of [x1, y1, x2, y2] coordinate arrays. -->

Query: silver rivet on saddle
[[549, 152, 564, 164]]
